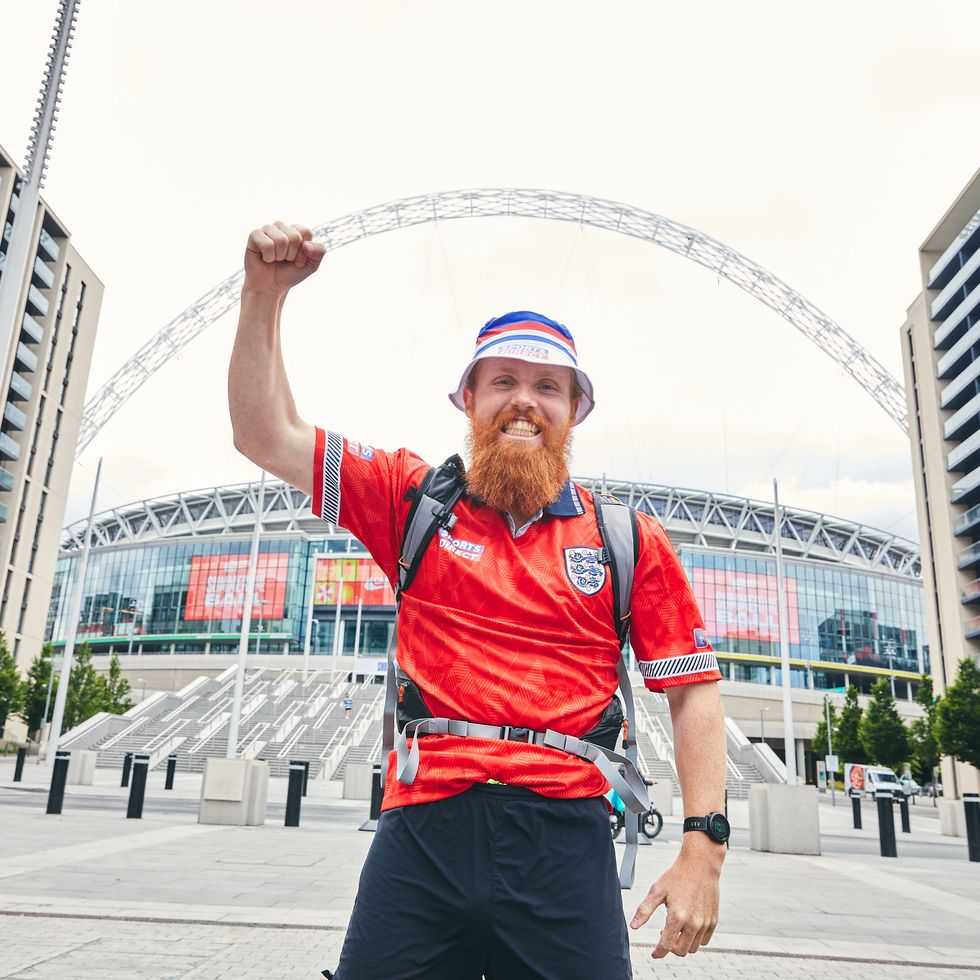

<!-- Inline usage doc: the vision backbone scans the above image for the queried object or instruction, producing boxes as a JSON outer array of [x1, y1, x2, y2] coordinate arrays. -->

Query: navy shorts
[[324, 783, 632, 980]]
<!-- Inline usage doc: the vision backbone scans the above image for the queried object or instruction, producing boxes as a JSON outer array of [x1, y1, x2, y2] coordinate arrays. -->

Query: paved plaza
[[0, 759, 978, 979]]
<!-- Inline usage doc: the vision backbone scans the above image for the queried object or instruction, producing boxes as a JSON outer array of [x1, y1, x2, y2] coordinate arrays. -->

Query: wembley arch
[[76, 188, 908, 457]]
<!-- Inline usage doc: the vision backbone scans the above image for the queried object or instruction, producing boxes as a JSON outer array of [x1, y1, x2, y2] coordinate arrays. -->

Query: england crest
[[563, 546, 606, 596]]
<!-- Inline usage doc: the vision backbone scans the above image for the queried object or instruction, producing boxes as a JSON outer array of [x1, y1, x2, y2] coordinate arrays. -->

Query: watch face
[[708, 812, 731, 843]]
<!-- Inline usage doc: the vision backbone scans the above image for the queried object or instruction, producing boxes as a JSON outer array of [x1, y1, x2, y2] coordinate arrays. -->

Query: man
[[229, 221, 728, 979]]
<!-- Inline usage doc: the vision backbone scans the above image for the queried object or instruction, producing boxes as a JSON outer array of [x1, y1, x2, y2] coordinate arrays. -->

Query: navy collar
[[465, 479, 586, 519], [544, 480, 586, 517]]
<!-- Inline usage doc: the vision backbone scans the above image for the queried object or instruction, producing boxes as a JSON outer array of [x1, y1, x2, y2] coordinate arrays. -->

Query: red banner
[[313, 557, 395, 607], [185, 553, 289, 621], [692, 568, 800, 644]]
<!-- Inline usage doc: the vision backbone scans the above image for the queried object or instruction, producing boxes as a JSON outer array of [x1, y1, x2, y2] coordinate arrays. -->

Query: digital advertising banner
[[692, 568, 800, 644], [313, 557, 395, 607], [185, 553, 289, 621]]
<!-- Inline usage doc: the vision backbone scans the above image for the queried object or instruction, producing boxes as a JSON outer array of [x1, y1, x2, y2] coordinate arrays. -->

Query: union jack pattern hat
[[448, 311, 595, 424]]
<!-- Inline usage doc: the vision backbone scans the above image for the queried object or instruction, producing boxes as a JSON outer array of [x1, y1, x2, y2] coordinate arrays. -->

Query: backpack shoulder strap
[[593, 492, 639, 647], [396, 454, 466, 598]]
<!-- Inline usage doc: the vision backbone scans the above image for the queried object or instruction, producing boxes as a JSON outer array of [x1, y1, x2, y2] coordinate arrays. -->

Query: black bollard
[[46, 750, 70, 815], [359, 762, 384, 832], [121, 751, 133, 788], [851, 791, 862, 830], [876, 789, 897, 857], [127, 754, 149, 819], [898, 793, 911, 833], [285, 760, 304, 827], [13, 747, 26, 782], [164, 754, 177, 791], [302, 759, 310, 797], [964, 793, 980, 863]]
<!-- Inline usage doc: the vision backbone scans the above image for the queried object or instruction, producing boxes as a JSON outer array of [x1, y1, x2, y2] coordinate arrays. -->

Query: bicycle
[[606, 777, 664, 840]]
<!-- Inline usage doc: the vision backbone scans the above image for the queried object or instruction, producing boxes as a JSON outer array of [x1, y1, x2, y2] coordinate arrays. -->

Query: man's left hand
[[629, 843, 722, 957]]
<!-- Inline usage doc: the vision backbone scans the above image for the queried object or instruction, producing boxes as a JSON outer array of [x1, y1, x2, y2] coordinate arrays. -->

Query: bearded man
[[229, 222, 728, 980]]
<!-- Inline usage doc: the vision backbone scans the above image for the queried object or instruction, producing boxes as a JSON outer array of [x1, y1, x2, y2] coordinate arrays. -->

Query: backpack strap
[[396, 455, 466, 598], [595, 492, 643, 888], [382, 456, 467, 773]]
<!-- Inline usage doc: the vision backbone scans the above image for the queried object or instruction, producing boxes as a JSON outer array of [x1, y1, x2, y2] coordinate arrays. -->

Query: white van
[[862, 766, 902, 800]]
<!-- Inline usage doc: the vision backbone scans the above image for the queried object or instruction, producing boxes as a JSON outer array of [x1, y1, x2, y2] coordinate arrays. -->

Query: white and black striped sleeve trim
[[638, 652, 720, 683], [319, 430, 343, 524]]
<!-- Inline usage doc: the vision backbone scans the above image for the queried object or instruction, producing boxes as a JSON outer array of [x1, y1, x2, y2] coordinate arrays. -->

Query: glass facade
[[47, 532, 927, 693], [679, 549, 928, 692]]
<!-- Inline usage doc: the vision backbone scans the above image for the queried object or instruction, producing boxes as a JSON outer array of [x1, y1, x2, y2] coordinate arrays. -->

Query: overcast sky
[[4, 1, 980, 544]]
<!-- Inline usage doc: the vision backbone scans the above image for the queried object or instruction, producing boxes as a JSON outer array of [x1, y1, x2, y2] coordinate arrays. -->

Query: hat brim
[[448, 355, 595, 425]]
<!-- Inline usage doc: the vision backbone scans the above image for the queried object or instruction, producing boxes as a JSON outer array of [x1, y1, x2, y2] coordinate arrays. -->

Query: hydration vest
[[380, 455, 650, 889]]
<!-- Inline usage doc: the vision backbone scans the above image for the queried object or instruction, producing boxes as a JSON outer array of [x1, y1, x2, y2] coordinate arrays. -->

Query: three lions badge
[[563, 546, 606, 596]]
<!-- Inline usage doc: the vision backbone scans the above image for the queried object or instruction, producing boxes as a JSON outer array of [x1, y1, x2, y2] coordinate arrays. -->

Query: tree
[[936, 657, 980, 771], [20, 643, 58, 735], [0, 631, 25, 736], [859, 678, 911, 769], [63, 643, 106, 731], [909, 674, 941, 784], [834, 685, 866, 764], [812, 697, 838, 759], [103, 652, 133, 714]]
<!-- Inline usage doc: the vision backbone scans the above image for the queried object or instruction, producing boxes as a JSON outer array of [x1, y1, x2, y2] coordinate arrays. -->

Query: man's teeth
[[503, 421, 541, 436]]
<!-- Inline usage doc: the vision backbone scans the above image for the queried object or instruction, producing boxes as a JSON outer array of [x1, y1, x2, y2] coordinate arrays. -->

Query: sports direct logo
[[438, 528, 485, 563], [495, 341, 549, 361]]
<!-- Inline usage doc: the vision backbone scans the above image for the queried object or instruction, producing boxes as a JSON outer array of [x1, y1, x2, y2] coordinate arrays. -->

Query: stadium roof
[[61, 478, 921, 580]]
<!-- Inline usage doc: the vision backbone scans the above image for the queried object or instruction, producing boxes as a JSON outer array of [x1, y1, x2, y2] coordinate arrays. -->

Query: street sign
[[825, 754, 839, 773]]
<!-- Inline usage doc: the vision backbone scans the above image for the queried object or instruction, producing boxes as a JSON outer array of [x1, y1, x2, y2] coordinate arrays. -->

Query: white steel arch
[[76, 188, 908, 456]]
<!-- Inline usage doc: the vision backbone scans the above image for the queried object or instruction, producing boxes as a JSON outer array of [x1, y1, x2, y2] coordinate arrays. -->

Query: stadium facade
[[0, 140, 103, 741], [47, 475, 928, 700]]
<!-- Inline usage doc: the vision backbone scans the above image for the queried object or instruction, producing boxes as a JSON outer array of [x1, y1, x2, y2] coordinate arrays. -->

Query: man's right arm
[[228, 222, 325, 496]]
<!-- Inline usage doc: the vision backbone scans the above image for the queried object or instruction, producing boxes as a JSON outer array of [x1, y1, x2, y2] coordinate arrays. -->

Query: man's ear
[[463, 386, 474, 414], [569, 395, 580, 424]]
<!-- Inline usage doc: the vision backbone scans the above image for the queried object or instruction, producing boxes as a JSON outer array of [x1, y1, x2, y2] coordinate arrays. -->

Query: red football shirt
[[312, 428, 720, 810]]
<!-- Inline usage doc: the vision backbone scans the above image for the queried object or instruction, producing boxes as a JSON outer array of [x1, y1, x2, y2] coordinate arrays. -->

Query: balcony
[[934, 283, 980, 350], [3, 402, 26, 432], [0, 467, 13, 492], [958, 539, 980, 570], [963, 579, 980, 604], [966, 613, 980, 640], [38, 227, 60, 263], [948, 428, 980, 473], [20, 312, 43, 345], [8, 372, 32, 401], [945, 391, 980, 441], [26, 283, 48, 318], [940, 355, 980, 410], [931, 247, 980, 322], [32, 255, 54, 289], [955, 500, 980, 536], [952, 464, 980, 506], [929, 207, 980, 289], [0, 502, 7, 523], [938, 320, 980, 379], [14, 343, 37, 374], [0, 432, 20, 461]]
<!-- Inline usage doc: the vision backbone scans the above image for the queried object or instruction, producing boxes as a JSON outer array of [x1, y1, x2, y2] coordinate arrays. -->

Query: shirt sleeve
[[630, 512, 722, 691], [311, 427, 430, 584]]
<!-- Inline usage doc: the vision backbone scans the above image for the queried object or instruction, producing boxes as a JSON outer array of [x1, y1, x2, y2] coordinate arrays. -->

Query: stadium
[[46, 471, 928, 786]]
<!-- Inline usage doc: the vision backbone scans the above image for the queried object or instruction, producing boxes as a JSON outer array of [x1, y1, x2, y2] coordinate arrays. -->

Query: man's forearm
[[228, 286, 299, 462], [665, 682, 727, 862]]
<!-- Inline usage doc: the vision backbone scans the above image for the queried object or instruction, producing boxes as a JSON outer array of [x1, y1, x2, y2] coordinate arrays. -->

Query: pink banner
[[692, 568, 800, 644]]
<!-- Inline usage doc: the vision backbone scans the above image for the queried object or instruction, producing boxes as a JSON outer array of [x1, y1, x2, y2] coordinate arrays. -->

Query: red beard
[[465, 408, 573, 518]]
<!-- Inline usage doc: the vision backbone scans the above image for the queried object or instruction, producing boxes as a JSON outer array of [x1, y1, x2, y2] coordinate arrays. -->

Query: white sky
[[4, 0, 980, 544]]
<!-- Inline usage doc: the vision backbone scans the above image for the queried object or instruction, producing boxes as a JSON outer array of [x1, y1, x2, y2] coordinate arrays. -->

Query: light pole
[[760, 706, 769, 745], [138, 677, 146, 703], [36, 657, 56, 763]]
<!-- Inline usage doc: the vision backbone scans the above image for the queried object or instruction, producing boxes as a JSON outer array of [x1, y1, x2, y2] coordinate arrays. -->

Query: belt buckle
[[504, 726, 530, 743]]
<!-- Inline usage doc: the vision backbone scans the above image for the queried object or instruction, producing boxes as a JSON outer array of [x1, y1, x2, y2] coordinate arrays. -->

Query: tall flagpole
[[332, 581, 343, 678], [773, 479, 798, 783], [46, 456, 100, 767], [226, 470, 265, 758]]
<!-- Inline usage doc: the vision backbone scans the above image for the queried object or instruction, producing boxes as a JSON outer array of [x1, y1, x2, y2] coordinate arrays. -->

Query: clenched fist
[[243, 221, 326, 298]]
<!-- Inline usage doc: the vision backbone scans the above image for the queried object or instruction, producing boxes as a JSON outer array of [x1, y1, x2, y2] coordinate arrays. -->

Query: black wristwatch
[[683, 811, 731, 844]]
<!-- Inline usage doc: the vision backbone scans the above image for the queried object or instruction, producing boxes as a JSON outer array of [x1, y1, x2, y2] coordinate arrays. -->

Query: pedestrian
[[343, 696, 353, 719], [229, 221, 729, 979]]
